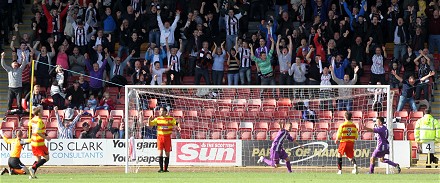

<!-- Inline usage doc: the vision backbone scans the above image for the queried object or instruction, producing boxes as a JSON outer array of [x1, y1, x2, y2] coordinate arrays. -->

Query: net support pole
[[386, 85, 393, 174], [125, 86, 129, 174], [28, 59, 35, 139]]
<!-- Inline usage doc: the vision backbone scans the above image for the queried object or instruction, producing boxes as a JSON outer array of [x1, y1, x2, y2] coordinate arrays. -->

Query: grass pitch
[[1, 171, 438, 183]]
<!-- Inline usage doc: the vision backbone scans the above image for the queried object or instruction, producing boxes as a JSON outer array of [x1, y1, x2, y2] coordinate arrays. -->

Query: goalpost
[[124, 85, 396, 174]]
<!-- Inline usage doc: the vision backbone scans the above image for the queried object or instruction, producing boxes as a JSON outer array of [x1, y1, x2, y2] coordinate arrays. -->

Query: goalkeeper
[[0, 130, 31, 176], [257, 121, 302, 173]]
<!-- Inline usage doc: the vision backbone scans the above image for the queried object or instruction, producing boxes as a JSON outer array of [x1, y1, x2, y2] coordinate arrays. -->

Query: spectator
[[331, 52, 350, 80], [389, 61, 401, 89], [392, 70, 435, 111], [84, 95, 97, 110], [97, 92, 115, 110], [345, 59, 363, 85], [342, 0, 366, 31], [236, 37, 252, 85], [10, 41, 30, 65], [401, 46, 417, 80], [227, 48, 240, 86], [50, 79, 65, 110], [131, 60, 148, 85], [184, 29, 202, 76], [195, 50, 212, 85], [150, 61, 173, 85], [54, 107, 82, 139], [367, 44, 387, 85], [392, 18, 409, 60], [108, 50, 133, 86], [166, 38, 183, 85], [288, 56, 307, 85], [41, 0, 69, 40], [79, 115, 103, 139], [78, 74, 90, 99], [145, 6, 160, 46], [65, 81, 85, 109], [250, 37, 275, 85], [2, 52, 27, 112], [69, 47, 86, 76], [305, 47, 323, 85], [426, 5, 440, 54], [414, 53, 432, 101], [330, 65, 359, 111], [146, 44, 166, 68], [320, 66, 332, 110], [157, 9, 180, 47], [107, 119, 125, 139], [259, 16, 278, 44], [212, 42, 226, 85], [99, 6, 117, 34], [71, 21, 91, 53], [276, 35, 293, 85], [224, 4, 242, 52], [85, 53, 107, 98], [25, 85, 46, 111], [55, 45, 69, 88]]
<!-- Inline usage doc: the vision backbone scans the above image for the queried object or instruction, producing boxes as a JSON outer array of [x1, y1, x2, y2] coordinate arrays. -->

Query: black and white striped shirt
[[56, 112, 81, 139], [167, 51, 182, 72], [239, 47, 251, 68], [224, 13, 242, 36], [73, 23, 90, 46]]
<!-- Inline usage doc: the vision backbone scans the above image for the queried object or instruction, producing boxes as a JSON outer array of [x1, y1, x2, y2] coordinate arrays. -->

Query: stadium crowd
[[0, 0, 439, 140]]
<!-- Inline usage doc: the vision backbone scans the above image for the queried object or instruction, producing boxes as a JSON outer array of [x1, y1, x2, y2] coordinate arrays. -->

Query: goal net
[[124, 85, 395, 174]]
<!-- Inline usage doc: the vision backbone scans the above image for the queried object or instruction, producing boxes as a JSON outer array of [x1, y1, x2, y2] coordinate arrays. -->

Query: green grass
[[1, 172, 439, 183]]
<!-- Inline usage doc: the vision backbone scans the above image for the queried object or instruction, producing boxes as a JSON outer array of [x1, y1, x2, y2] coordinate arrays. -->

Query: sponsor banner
[[175, 140, 242, 166], [242, 140, 376, 167], [0, 139, 164, 166], [0, 139, 242, 166]]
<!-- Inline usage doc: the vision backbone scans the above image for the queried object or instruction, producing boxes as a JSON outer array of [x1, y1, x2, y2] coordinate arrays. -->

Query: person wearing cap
[[2, 51, 28, 113], [54, 106, 82, 139], [65, 81, 85, 109], [79, 115, 103, 139]]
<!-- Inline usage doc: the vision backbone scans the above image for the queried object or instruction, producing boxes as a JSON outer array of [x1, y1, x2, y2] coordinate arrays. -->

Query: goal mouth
[[124, 85, 396, 174]]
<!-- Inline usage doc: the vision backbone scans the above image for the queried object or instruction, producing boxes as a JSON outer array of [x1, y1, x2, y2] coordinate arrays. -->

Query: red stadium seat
[[247, 99, 262, 111], [237, 88, 251, 99], [289, 131, 298, 140], [95, 110, 109, 118], [2, 130, 13, 138], [232, 99, 247, 111], [221, 89, 237, 99], [407, 130, 415, 141], [409, 111, 424, 121], [393, 129, 405, 140], [364, 111, 378, 121], [240, 131, 252, 140], [394, 111, 408, 123], [315, 131, 328, 140], [269, 121, 281, 131], [255, 131, 267, 140], [270, 131, 278, 140], [217, 99, 232, 111], [46, 129, 58, 139], [243, 111, 259, 121], [260, 111, 274, 120], [316, 111, 332, 120], [277, 98, 292, 111], [4, 117, 19, 128], [351, 111, 363, 120], [199, 109, 214, 120], [273, 111, 287, 120], [46, 121, 58, 129], [300, 131, 314, 140], [333, 111, 346, 120], [180, 129, 193, 139], [225, 130, 237, 139], [194, 130, 208, 139], [20, 117, 30, 129], [110, 110, 124, 119], [210, 131, 223, 139], [1, 121, 17, 130], [315, 122, 329, 131], [361, 131, 374, 140], [262, 99, 276, 111], [287, 110, 302, 120], [42, 110, 51, 119], [300, 122, 314, 132], [331, 121, 344, 131], [183, 110, 198, 121]]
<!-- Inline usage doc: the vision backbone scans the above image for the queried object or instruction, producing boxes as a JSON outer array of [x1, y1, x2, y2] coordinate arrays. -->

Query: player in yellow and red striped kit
[[28, 107, 51, 179], [335, 111, 359, 174], [148, 107, 180, 173]]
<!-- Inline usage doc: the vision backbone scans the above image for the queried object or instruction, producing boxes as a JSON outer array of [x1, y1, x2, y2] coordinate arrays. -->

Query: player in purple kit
[[257, 121, 302, 173], [363, 117, 401, 174]]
